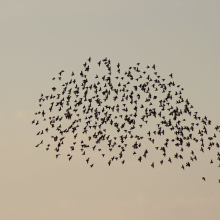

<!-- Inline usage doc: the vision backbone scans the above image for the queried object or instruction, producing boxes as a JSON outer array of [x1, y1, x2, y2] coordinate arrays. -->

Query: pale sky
[[1, 1, 220, 220]]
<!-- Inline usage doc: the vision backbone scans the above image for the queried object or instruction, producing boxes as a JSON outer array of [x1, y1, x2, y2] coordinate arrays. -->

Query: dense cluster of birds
[[32, 57, 220, 183]]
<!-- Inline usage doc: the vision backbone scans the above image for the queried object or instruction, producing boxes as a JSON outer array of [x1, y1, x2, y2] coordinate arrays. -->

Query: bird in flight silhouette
[[32, 57, 220, 183]]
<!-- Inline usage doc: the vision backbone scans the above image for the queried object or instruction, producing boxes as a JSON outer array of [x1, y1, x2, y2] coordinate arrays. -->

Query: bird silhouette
[[32, 57, 220, 183]]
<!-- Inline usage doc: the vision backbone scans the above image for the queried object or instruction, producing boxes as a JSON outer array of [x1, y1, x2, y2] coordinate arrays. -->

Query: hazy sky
[[1, 1, 220, 220]]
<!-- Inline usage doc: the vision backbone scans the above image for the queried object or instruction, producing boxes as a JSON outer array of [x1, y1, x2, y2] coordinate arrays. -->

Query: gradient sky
[[1, 1, 220, 220]]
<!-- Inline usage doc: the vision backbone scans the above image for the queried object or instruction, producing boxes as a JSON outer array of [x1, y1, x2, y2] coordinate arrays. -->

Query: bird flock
[[32, 57, 220, 183]]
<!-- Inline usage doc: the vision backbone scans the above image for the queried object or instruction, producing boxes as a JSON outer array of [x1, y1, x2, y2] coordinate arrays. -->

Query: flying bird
[[32, 57, 220, 183]]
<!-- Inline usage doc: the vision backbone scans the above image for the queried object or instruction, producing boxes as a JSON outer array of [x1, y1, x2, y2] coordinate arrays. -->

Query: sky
[[1, 0, 220, 220]]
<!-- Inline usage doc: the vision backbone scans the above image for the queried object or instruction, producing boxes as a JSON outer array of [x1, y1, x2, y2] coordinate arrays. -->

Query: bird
[[86, 157, 90, 164], [58, 70, 64, 76], [32, 57, 220, 183]]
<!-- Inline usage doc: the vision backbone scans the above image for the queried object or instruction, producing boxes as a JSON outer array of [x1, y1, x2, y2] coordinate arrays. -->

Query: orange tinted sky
[[1, 1, 220, 220]]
